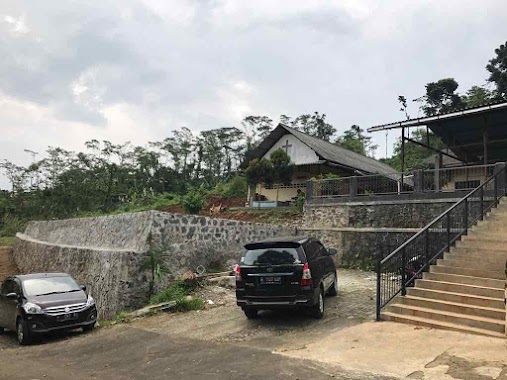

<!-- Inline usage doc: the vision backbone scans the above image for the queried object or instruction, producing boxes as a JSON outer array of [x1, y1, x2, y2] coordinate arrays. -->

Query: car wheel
[[311, 289, 325, 319], [82, 323, 95, 333], [327, 274, 338, 296], [16, 318, 32, 345], [243, 308, 259, 319]]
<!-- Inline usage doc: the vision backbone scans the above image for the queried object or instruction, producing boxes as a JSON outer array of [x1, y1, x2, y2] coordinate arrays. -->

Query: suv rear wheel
[[243, 308, 259, 319], [311, 289, 325, 319]]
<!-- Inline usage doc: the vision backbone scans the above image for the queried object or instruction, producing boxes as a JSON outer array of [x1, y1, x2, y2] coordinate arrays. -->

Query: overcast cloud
[[1, 0, 507, 187]]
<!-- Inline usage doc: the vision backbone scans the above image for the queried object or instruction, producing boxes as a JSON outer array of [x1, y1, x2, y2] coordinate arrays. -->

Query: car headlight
[[23, 302, 43, 314], [86, 295, 95, 308]]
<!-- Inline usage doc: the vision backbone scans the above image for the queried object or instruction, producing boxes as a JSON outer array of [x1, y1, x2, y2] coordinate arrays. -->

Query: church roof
[[246, 124, 397, 176]]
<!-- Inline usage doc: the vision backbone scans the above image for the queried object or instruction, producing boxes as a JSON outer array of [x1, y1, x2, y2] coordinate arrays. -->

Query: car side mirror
[[80, 285, 87, 292], [5, 293, 18, 300], [327, 248, 337, 256]]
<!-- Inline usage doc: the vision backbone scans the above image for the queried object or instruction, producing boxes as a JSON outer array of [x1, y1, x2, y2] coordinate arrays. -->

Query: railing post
[[306, 180, 314, 204], [447, 213, 451, 249], [464, 198, 469, 233], [414, 170, 423, 193], [349, 176, 358, 197], [424, 229, 430, 267], [494, 176, 499, 206], [401, 248, 407, 296], [480, 186, 484, 220], [376, 254, 381, 321]]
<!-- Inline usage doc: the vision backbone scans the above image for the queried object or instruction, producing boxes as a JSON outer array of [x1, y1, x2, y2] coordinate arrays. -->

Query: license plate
[[260, 276, 282, 284], [57, 313, 78, 322]]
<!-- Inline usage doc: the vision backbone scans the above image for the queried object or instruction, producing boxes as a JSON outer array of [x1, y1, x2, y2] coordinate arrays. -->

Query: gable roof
[[246, 124, 397, 176]]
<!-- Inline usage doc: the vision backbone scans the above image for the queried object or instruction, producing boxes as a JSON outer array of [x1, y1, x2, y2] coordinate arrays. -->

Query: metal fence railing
[[306, 163, 499, 203], [375, 164, 507, 320]]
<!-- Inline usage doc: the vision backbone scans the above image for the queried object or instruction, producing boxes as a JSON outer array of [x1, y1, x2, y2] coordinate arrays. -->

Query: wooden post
[[400, 127, 405, 190]]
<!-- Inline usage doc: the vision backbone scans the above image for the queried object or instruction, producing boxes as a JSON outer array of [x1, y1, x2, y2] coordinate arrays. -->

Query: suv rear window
[[241, 247, 302, 266]]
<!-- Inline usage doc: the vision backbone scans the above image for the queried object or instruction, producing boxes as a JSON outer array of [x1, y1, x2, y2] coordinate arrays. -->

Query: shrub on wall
[[182, 190, 205, 214]]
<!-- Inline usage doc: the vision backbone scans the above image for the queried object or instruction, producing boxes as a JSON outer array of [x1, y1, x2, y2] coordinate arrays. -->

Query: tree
[[334, 125, 378, 157], [244, 158, 274, 199], [463, 86, 495, 107], [283, 112, 336, 141], [270, 149, 294, 186], [486, 41, 507, 100], [421, 78, 466, 116], [382, 129, 445, 171]]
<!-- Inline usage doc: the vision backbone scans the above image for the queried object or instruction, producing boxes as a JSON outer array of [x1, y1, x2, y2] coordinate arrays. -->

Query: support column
[[400, 127, 405, 191]]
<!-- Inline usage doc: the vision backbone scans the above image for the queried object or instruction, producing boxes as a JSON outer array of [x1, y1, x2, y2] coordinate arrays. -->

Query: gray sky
[[1, 0, 507, 188]]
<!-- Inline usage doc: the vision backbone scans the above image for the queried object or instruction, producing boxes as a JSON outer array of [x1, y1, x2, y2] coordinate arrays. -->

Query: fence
[[306, 163, 499, 203]]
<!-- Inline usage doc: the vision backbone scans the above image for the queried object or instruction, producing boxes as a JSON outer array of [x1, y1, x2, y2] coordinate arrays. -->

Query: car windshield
[[242, 247, 301, 266], [22, 276, 81, 297]]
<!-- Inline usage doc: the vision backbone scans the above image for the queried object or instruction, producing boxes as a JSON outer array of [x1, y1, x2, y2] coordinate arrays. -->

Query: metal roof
[[368, 101, 507, 163], [245, 124, 398, 176]]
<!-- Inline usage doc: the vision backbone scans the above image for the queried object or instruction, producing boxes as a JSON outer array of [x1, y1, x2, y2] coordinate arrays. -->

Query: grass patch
[[149, 280, 204, 312], [0, 236, 15, 246]]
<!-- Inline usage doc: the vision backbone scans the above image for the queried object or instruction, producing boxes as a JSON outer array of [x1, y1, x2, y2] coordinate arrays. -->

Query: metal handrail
[[375, 163, 507, 320]]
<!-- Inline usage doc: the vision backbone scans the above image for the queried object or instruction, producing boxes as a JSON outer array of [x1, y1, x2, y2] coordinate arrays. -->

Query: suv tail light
[[300, 262, 312, 286], [234, 264, 242, 283]]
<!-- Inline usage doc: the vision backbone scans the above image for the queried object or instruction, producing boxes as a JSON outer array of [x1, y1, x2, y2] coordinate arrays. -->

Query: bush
[[182, 190, 205, 214], [149, 280, 204, 312], [0, 215, 25, 237], [223, 176, 248, 199]]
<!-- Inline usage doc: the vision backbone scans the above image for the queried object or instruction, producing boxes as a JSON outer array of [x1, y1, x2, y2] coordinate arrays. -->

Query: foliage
[[149, 280, 204, 312], [0, 215, 25, 237], [269, 149, 295, 185], [381, 129, 445, 171], [245, 158, 274, 189], [0, 237, 15, 246], [335, 125, 378, 157], [280, 112, 336, 141], [486, 40, 507, 100], [182, 189, 205, 214], [212, 176, 248, 199], [142, 245, 171, 297], [114, 311, 130, 324], [295, 191, 305, 212], [464, 86, 495, 107], [420, 78, 466, 116]]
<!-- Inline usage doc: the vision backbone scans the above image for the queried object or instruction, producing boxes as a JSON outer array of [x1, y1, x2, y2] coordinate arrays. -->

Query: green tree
[[382, 129, 445, 171], [335, 125, 377, 157], [244, 158, 274, 198], [486, 41, 507, 100], [463, 86, 495, 107], [283, 112, 336, 141], [421, 78, 466, 116]]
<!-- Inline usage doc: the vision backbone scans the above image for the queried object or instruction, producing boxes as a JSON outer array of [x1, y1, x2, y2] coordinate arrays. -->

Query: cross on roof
[[281, 139, 292, 154]]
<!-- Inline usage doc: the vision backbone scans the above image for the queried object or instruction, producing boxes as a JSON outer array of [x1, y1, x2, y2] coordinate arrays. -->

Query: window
[[22, 276, 80, 297], [241, 248, 301, 266], [455, 180, 480, 190]]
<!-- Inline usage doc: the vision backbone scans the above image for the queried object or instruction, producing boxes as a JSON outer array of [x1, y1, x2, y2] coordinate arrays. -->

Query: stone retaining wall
[[302, 198, 461, 269], [14, 211, 293, 319]]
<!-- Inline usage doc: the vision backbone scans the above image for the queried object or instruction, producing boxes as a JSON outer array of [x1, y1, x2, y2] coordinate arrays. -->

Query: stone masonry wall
[[301, 199, 461, 269], [14, 211, 293, 319]]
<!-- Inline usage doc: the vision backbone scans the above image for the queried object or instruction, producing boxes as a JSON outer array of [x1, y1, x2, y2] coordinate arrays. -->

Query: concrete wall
[[14, 211, 293, 319], [301, 199, 460, 269]]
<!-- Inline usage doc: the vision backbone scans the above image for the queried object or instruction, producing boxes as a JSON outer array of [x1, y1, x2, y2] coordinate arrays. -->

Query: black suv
[[0, 273, 98, 345], [235, 236, 337, 319]]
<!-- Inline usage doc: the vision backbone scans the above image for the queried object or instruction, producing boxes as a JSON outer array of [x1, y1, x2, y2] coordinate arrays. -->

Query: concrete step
[[443, 252, 507, 267], [381, 312, 506, 338], [407, 287, 505, 309], [430, 264, 506, 280], [467, 230, 507, 240], [386, 304, 506, 333], [456, 238, 507, 251], [397, 295, 506, 320], [423, 272, 505, 289], [450, 246, 507, 258], [437, 258, 504, 272], [415, 279, 505, 299], [474, 223, 507, 232]]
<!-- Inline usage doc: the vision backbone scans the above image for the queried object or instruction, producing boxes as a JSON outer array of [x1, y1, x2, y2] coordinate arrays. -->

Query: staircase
[[0, 246, 18, 282], [382, 200, 507, 338]]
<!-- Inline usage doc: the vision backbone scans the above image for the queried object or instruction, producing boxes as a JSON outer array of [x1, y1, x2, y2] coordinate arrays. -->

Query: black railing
[[375, 164, 507, 320]]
